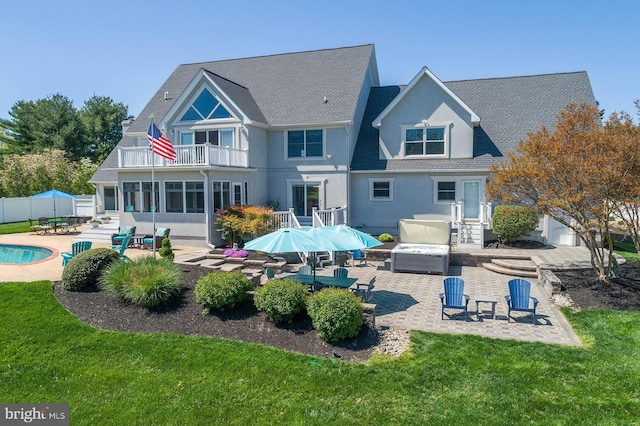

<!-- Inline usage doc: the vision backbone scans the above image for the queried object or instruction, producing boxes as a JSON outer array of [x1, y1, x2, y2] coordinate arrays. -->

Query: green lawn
[[1, 281, 639, 425], [0, 220, 31, 234], [614, 240, 640, 263]]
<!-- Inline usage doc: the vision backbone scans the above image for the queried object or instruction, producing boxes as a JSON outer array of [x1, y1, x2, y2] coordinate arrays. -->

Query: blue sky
[[1, 0, 638, 122]]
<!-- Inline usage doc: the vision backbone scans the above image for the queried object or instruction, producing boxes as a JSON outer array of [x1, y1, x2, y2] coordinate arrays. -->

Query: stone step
[[491, 258, 537, 271], [483, 262, 538, 278]]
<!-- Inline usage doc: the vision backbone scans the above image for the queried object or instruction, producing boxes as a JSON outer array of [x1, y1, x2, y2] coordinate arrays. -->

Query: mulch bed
[[53, 264, 381, 363], [485, 240, 640, 311], [554, 262, 640, 311]]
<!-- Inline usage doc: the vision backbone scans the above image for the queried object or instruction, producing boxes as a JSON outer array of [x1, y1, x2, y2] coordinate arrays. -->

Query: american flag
[[147, 122, 176, 161]]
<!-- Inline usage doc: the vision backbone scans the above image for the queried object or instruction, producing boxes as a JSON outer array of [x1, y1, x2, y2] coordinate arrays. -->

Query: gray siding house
[[91, 44, 596, 248]]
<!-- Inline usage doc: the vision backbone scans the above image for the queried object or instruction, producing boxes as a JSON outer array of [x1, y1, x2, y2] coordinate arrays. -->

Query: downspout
[[199, 169, 214, 249], [345, 123, 350, 225]]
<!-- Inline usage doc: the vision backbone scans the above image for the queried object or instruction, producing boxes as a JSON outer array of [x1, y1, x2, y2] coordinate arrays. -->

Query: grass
[[0, 220, 31, 234], [614, 240, 640, 262], [2, 281, 640, 424]]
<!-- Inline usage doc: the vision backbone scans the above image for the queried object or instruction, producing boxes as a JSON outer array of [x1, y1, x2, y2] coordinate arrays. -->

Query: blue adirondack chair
[[505, 279, 539, 324], [439, 277, 470, 320], [111, 235, 132, 260], [61, 241, 92, 266], [349, 249, 367, 266]]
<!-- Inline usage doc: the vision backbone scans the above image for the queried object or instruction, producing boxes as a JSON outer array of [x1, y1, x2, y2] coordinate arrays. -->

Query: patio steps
[[482, 258, 538, 278]]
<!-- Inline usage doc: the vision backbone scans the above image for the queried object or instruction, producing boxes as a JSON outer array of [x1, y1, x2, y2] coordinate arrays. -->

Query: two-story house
[[91, 44, 596, 248]]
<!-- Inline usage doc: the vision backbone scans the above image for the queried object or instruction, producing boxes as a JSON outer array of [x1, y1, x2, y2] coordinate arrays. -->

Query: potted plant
[[90, 219, 101, 228], [101, 216, 111, 224]]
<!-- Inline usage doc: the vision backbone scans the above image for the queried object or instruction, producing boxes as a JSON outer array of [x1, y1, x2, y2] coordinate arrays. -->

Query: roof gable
[[372, 67, 480, 128], [351, 71, 596, 172], [126, 44, 377, 133]]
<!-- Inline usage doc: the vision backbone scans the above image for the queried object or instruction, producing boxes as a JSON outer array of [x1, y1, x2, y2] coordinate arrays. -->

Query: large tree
[[80, 95, 130, 162], [486, 103, 620, 281], [0, 93, 130, 162], [605, 104, 640, 256], [0, 93, 85, 159]]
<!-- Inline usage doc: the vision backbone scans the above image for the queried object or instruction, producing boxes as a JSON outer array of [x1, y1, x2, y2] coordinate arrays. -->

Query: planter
[[90, 222, 100, 228]]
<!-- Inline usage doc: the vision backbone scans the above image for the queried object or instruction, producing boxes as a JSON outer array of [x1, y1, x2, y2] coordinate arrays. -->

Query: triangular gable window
[[179, 88, 232, 121]]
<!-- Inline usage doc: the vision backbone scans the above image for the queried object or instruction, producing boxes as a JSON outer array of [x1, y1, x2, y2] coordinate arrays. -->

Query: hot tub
[[390, 220, 451, 275]]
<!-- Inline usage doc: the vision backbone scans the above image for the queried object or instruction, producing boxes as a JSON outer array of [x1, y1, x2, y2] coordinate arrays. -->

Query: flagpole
[[150, 115, 157, 258]]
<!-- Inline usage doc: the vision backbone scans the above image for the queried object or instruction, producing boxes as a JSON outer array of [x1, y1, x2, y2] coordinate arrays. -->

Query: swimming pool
[[0, 244, 54, 264]]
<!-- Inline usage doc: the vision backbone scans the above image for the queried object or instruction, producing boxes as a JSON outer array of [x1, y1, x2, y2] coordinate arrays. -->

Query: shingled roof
[[350, 71, 596, 171], [126, 44, 376, 133], [92, 44, 377, 183]]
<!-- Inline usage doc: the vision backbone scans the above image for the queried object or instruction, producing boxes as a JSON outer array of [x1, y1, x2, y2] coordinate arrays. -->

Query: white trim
[[349, 168, 490, 174], [432, 178, 457, 204], [401, 123, 450, 158], [368, 178, 394, 201], [284, 128, 326, 160], [161, 69, 258, 126], [372, 67, 480, 127]]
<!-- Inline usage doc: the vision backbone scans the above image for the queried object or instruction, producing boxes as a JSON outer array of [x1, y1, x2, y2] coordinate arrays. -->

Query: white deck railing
[[271, 208, 302, 229], [450, 201, 492, 229], [118, 144, 248, 168], [312, 207, 348, 227]]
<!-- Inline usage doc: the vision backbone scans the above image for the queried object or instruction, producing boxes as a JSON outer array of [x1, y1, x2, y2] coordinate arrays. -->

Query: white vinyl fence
[[0, 195, 96, 224]]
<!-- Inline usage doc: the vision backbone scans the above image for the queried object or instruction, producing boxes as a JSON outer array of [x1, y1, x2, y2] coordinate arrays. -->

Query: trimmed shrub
[[61, 248, 120, 291], [100, 256, 183, 308], [158, 237, 174, 261], [492, 205, 540, 243], [195, 271, 253, 314], [307, 288, 363, 341], [254, 278, 308, 324], [378, 233, 394, 243]]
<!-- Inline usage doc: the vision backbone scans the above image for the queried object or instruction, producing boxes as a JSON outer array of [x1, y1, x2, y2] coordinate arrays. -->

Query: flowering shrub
[[224, 249, 249, 258]]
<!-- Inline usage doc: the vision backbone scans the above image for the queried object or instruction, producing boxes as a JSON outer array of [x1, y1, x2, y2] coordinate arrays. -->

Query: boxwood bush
[[195, 271, 253, 314], [254, 278, 308, 324], [492, 205, 540, 243], [307, 288, 363, 341], [61, 248, 120, 291], [378, 233, 394, 242], [100, 256, 183, 308]]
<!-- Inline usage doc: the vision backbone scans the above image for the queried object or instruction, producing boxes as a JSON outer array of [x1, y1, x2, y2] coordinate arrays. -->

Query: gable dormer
[[372, 67, 480, 160]]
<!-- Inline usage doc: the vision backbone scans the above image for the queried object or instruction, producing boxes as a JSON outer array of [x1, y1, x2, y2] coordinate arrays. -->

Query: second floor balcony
[[118, 144, 248, 168]]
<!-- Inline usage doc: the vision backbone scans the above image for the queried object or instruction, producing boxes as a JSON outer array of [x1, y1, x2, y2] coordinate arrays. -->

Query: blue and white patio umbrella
[[32, 189, 75, 218], [244, 227, 346, 280], [243, 227, 336, 254], [308, 225, 383, 251]]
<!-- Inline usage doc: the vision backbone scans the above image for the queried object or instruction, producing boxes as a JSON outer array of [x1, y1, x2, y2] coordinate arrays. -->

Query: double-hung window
[[436, 181, 456, 202], [287, 129, 323, 158], [405, 126, 446, 156], [369, 179, 394, 201]]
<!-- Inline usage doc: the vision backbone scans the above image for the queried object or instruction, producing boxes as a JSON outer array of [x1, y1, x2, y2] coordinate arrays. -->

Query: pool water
[[0, 244, 53, 264]]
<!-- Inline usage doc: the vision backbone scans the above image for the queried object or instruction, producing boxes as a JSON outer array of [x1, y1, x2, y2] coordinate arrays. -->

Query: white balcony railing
[[118, 144, 248, 168]]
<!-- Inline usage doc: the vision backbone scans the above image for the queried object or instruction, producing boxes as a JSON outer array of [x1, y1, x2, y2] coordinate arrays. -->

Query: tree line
[[487, 101, 640, 282], [0, 93, 131, 197]]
